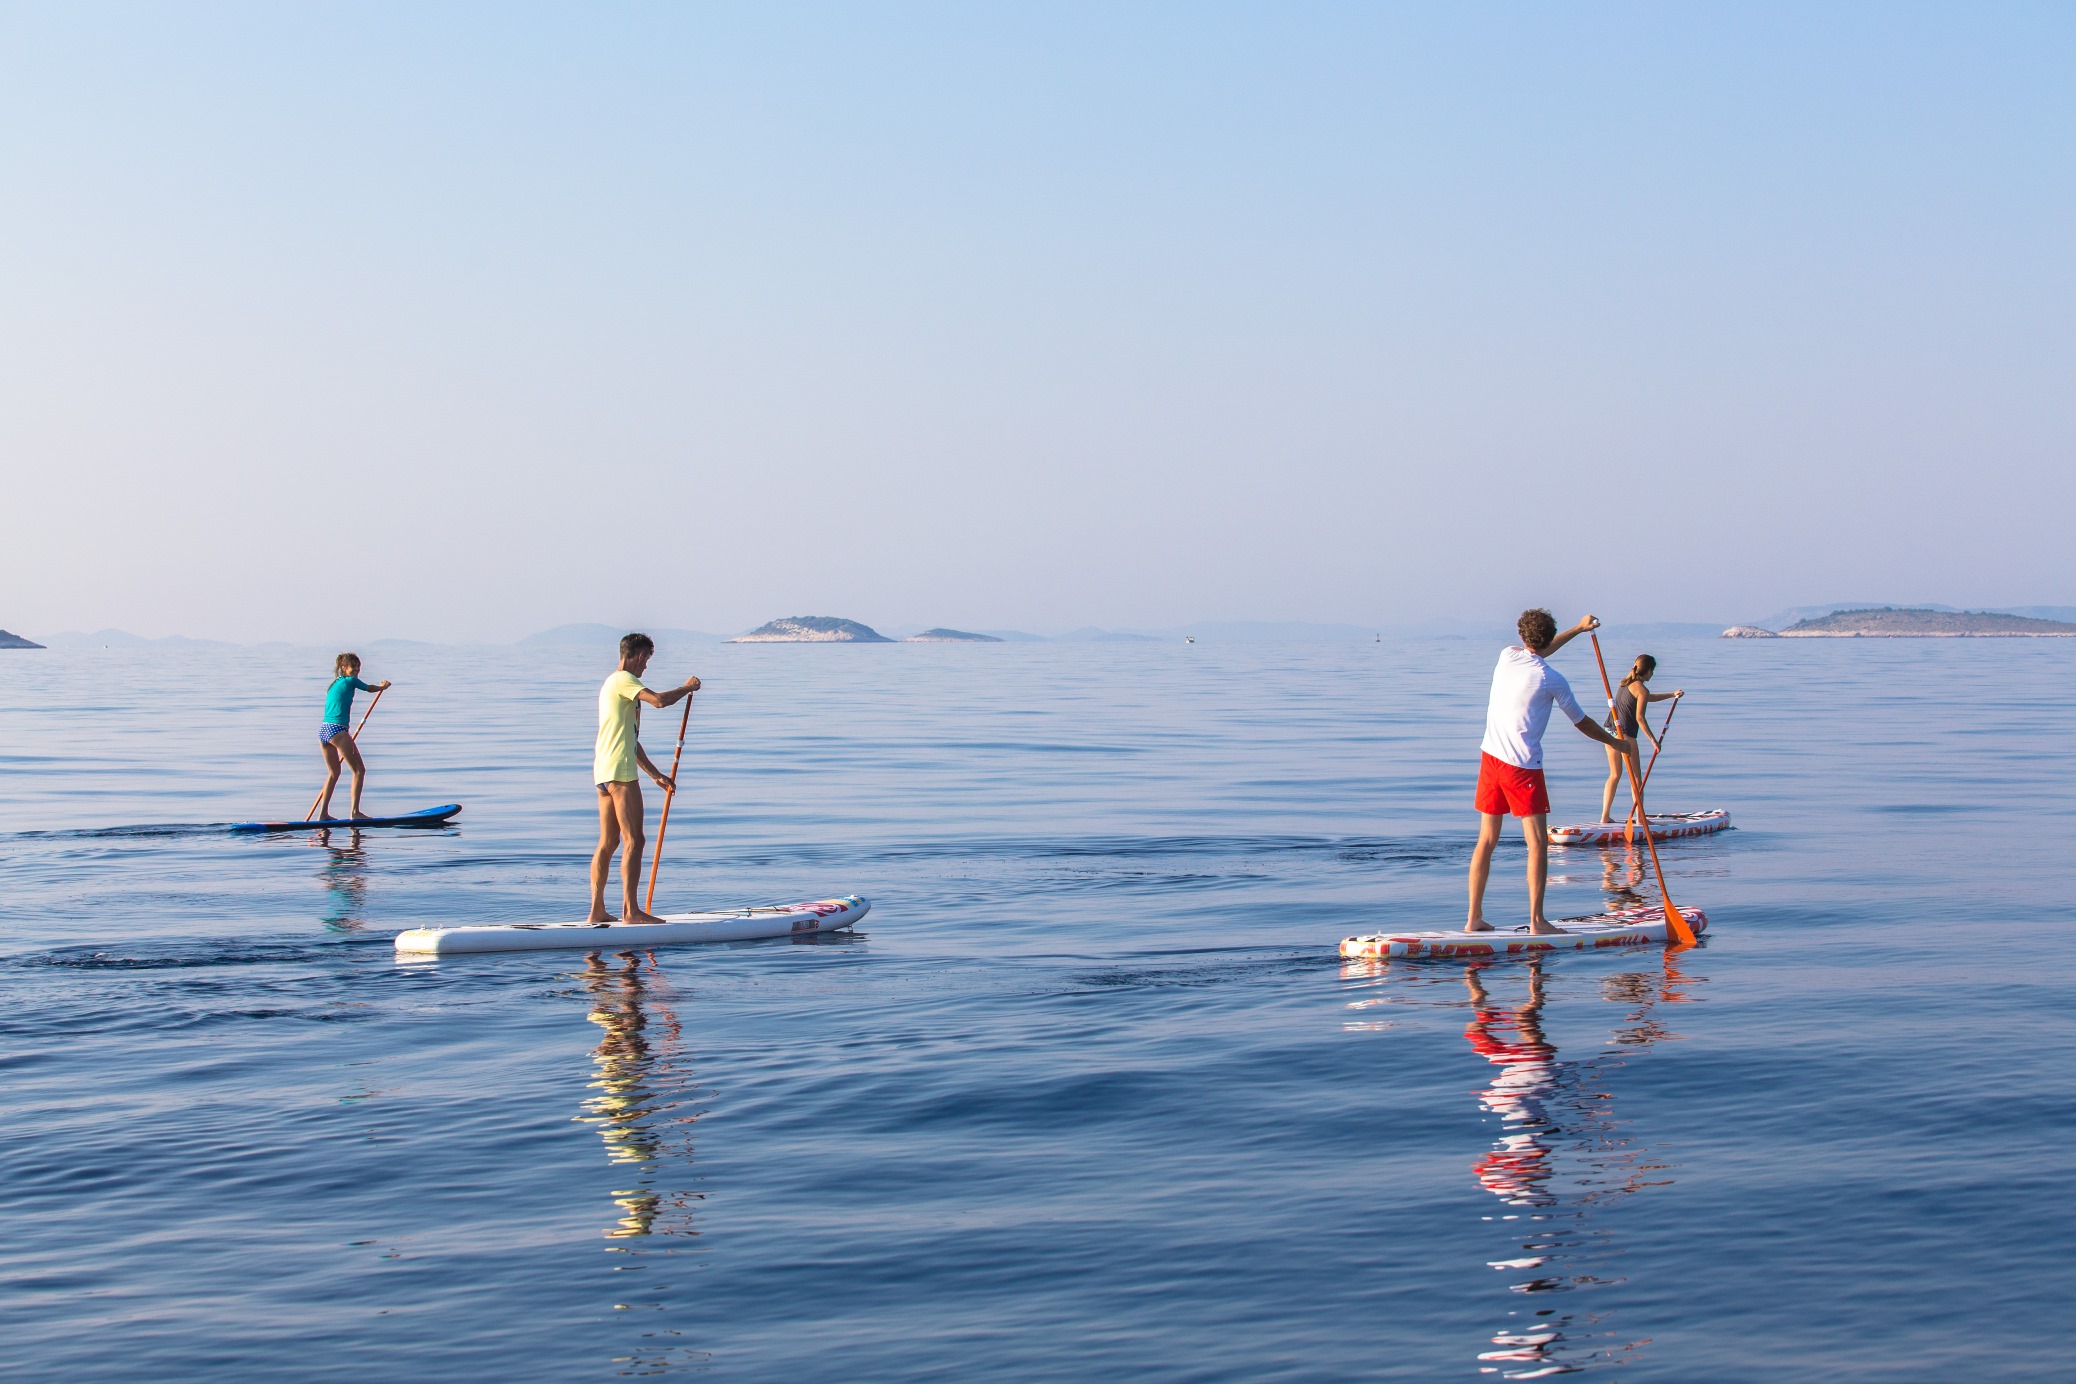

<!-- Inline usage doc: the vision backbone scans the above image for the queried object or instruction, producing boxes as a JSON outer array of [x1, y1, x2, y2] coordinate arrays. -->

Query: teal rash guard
[[324, 676, 377, 726]]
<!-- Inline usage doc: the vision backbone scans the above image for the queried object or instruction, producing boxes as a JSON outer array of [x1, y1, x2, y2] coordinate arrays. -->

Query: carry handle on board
[[645, 691, 695, 914], [1591, 630, 1698, 947], [304, 686, 387, 823]]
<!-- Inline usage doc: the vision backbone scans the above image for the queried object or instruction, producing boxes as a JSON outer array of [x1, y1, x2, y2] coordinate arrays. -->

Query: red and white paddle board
[[1341, 903, 1707, 960], [1547, 810, 1731, 847]]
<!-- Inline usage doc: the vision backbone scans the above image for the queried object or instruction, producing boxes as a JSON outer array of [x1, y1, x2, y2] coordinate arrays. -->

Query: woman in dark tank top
[[1599, 654, 1685, 824]]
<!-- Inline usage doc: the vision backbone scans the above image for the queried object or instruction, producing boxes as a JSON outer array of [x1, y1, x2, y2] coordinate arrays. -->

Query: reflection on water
[[1343, 946, 1704, 1378], [574, 952, 708, 1375], [309, 829, 369, 932], [577, 951, 700, 1237]]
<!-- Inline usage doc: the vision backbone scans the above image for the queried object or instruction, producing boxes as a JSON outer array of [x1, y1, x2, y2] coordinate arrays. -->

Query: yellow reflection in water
[[574, 950, 701, 1241]]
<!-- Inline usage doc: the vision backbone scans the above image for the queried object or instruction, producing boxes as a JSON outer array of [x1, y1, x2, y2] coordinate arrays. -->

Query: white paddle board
[[394, 895, 868, 955], [1341, 903, 1707, 960], [1547, 810, 1731, 847]]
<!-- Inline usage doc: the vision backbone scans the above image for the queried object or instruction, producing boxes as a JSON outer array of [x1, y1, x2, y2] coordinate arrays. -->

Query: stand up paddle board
[[1341, 903, 1707, 960], [230, 804, 462, 833], [395, 894, 869, 955], [1547, 810, 1730, 847]]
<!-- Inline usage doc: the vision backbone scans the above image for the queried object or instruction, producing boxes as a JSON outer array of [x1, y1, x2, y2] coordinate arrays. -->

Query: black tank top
[[1609, 684, 1641, 736]]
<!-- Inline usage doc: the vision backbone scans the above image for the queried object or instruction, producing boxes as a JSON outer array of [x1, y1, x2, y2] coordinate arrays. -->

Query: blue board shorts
[[319, 722, 349, 745]]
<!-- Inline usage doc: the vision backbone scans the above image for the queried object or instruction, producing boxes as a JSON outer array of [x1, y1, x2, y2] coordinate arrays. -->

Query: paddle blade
[[1622, 741, 1696, 946]]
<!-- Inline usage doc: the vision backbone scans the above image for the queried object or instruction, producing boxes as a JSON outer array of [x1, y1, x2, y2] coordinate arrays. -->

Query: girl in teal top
[[317, 653, 391, 821]]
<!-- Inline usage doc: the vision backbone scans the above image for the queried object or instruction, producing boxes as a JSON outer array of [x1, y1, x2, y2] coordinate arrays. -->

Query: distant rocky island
[[906, 628, 1002, 643], [0, 629, 45, 650], [728, 616, 894, 644], [1724, 607, 2076, 638]]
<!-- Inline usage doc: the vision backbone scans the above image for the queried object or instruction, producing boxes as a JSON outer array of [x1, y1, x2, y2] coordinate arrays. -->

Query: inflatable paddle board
[[1547, 810, 1730, 847], [230, 804, 462, 833], [1341, 903, 1707, 960], [394, 894, 869, 955]]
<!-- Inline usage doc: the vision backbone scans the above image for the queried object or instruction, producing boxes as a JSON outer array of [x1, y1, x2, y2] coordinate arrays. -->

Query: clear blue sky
[[3, 2, 2070, 641]]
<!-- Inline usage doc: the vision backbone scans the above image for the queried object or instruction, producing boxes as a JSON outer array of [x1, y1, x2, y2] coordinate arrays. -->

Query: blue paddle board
[[230, 804, 462, 833]]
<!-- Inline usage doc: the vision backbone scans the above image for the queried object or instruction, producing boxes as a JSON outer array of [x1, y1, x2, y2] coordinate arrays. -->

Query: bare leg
[[1466, 812, 1505, 931], [1600, 744, 1621, 822], [338, 734, 369, 819], [611, 781, 666, 924], [1522, 813, 1565, 934], [588, 786, 623, 922], [317, 739, 344, 820]]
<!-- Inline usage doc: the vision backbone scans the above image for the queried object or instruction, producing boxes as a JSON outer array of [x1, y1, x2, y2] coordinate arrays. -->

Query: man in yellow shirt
[[590, 632, 701, 923]]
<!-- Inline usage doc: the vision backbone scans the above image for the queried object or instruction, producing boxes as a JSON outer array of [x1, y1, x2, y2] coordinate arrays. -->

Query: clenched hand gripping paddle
[[1590, 631, 1698, 946], [305, 686, 388, 823], [644, 692, 695, 914]]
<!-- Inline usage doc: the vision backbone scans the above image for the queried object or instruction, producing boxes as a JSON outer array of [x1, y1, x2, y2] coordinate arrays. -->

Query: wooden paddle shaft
[[645, 693, 695, 913]]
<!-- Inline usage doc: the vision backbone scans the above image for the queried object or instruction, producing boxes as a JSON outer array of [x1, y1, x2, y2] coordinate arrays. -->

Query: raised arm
[[1542, 614, 1600, 656], [637, 674, 702, 710]]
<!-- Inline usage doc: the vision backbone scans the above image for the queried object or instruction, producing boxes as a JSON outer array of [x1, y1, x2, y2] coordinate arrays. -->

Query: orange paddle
[[644, 692, 696, 914], [1640, 691, 1680, 790], [1586, 632, 1635, 845], [305, 685, 387, 822], [351, 686, 386, 739], [1590, 631, 1698, 946], [1625, 691, 1682, 827]]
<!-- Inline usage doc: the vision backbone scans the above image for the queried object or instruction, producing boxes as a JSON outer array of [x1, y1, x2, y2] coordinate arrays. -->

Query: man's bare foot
[[624, 908, 668, 925], [1465, 918, 1495, 933], [352, 811, 373, 821], [586, 909, 617, 923], [1525, 919, 1570, 935]]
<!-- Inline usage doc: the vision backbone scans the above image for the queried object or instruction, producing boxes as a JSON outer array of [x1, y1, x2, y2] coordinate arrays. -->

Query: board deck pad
[[1547, 810, 1730, 847], [1341, 903, 1707, 960], [230, 804, 462, 833], [394, 894, 869, 955]]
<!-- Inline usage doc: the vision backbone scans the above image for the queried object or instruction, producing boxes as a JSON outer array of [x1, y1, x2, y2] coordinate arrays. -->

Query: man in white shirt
[[1469, 609, 1633, 934]]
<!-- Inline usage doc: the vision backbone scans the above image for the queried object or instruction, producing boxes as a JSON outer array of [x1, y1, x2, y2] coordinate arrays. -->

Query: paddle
[[1586, 631, 1634, 845], [644, 692, 696, 914], [1622, 691, 1682, 829], [1639, 690, 1680, 790], [304, 686, 387, 822], [1590, 631, 1698, 946]]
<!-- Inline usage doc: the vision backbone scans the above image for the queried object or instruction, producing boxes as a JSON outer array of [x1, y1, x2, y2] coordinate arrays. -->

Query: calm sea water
[[2, 636, 2071, 1380]]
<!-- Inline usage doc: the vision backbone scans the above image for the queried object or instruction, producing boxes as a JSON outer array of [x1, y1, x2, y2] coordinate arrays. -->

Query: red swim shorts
[[1475, 752, 1550, 817]]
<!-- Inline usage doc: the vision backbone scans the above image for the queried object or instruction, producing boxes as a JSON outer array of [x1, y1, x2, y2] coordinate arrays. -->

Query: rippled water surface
[[3, 637, 2071, 1379]]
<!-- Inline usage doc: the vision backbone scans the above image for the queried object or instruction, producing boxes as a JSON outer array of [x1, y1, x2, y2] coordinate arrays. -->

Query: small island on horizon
[[1725, 607, 2076, 638], [0, 629, 45, 650], [728, 616, 894, 644], [906, 628, 1002, 643]]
